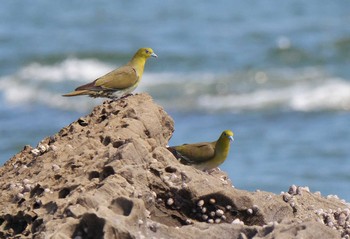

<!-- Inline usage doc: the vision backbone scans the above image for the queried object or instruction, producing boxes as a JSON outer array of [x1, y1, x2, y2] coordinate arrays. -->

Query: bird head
[[137, 48, 158, 59], [222, 130, 234, 142]]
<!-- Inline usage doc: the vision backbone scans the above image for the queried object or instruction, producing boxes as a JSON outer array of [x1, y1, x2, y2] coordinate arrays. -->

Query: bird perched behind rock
[[168, 130, 234, 171], [63, 48, 157, 99]]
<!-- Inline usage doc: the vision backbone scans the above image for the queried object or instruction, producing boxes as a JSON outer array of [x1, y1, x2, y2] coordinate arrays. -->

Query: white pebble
[[221, 215, 227, 220], [23, 184, 32, 192], [314, 191, 321, 196], [197, 200, 204, 207], [209, 198, 216, 204], [232, 218, 242, 224], [9, 183, 16, 190], [151, 191, 157, 198], [38, 144, 48, 153], [16, 193, 24, 199], [216, 209, 224, 217], [31, 148, 40, 156], [201, 207, 207, 213], [22, 179, 30, 184], [226, 205, 232, 210], [44, 188, 51, 193], [288, 185, 297, 195], [215, 218, 221, 224], [138, 219, 144, 225], [202, 214, 208, 221], [252, 205, 259, 212], [283, 193, 291, 202], [315, 209, 324, 215], [344, 208, 350, 216], [209, 211, 216, 217], [246, 208, 253, 215], [338, 213, 347, 226], [207, 219, 214, 224], [49, 145, 58, 151], [185, 219, 192, 224], [167, 198, 174, 206], [170, 173, 178, 180], [52, 164, 60, 171]]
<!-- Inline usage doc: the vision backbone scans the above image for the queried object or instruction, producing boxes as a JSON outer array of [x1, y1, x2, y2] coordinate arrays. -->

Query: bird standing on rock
[[63, 48, 157, 99], [168, 130, 234, 171]]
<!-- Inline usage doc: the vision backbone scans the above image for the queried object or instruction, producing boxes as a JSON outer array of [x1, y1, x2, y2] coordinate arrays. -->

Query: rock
[[0, 93, 347, 239]]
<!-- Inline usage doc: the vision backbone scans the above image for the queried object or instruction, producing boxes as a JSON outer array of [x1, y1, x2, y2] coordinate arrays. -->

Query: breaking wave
[[0, 58, 349, 112]]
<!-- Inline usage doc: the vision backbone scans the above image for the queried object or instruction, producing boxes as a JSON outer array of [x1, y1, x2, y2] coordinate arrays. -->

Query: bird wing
[[75, 65, 138, 92], [171, 142, 216, 164], [95, 65, 138, 89]]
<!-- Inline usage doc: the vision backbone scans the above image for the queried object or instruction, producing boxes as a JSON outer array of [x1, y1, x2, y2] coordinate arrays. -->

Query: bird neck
[[214, 137, 230, 158], [128, 56, 147, 77]]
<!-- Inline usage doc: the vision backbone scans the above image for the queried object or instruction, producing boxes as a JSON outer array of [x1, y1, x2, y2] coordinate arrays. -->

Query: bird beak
[[151, 53, 158, 58], [229, 136, 234, 142]]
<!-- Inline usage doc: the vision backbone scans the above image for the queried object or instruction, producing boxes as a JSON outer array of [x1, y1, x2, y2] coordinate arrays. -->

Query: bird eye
[[145, 50, 149, 54]]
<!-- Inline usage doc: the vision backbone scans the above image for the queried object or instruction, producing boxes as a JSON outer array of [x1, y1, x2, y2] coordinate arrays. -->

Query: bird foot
[[205, 167, 221, 174]]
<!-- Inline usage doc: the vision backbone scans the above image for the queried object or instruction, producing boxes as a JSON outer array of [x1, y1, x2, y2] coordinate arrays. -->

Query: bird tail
[[167, 147, 192, 165], [62, 90, 91, 97]]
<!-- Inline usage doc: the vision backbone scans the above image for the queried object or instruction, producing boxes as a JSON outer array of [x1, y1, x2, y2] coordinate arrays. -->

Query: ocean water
[[1, 1, 350, 200]]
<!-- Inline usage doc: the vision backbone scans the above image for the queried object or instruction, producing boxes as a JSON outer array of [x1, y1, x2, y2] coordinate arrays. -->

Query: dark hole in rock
[[101, 136, 111, 146], [72, 213, 105, 239], [186, 193, 261, 226], [0, 218, 4, 226], [30, 184, 44, 198], [33, 200, 42, 209], [54, 174, 62, 180], [59, 128, 68, 137], [144, 129, 151, 137], [18, 198, 26, 205], [109, 197, 134, 216], [69, 125, 75, 132], [58, 188, 70, 198], [165, 166, 177, 173], [44, 201, 58, 214], [112, 140, 125, 148], [31, 218, 43, 234], [97, 114, 108, 123], [77, 118, 88, 127], [88, 171, 100, 180], [149, 167, 161, 177], [101, 166, 115, 180], [112, 110, 120, 115], [4, 213, 28, 235], [121, 123, 129, 128]]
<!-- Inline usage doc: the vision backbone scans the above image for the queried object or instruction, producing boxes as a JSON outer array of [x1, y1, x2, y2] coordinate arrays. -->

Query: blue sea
[[1, 1, 350, 200]]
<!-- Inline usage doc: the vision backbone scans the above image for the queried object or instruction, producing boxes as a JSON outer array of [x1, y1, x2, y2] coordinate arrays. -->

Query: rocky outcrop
[[0, 93, 348, 239]]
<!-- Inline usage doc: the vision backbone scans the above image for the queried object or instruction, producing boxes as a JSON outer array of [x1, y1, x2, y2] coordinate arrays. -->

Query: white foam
[[1, 59, 350, 112], [15, 58, 113, 83], [197, 78, 350, 112], [0, 58, 111, 111], [290, 79, 350, 111]]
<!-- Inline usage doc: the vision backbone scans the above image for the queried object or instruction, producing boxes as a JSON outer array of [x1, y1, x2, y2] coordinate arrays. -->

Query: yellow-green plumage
[[62, 47, 157, 99], [168, 130, 234, 171]]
